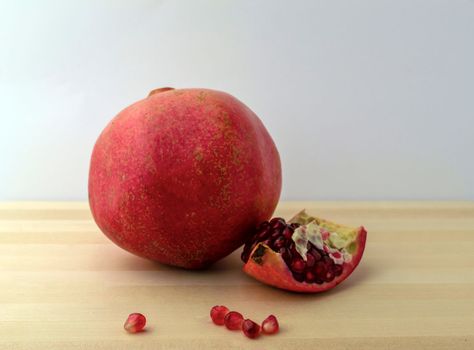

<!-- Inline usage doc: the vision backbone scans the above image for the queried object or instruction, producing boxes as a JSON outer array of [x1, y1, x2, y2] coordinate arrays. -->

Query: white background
[[1, 0, 473, 201]]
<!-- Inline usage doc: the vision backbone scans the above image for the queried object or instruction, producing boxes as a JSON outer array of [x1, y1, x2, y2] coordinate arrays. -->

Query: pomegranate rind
[[243, 223, 367, 293]]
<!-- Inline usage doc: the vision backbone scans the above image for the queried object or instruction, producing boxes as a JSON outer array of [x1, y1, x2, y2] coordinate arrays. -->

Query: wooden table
[[1, 202, 473, 349]]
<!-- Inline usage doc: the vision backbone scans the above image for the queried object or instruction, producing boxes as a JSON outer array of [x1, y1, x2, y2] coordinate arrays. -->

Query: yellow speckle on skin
[[197, 91, 207, 102], [144, 112, 154, 121], [231, 145, 242, 166], [218, 110, 232, 128], [194, 148, 204, 161], [145, 154, 157, 174]]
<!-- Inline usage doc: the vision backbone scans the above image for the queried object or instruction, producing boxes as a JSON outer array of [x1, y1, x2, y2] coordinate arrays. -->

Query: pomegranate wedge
[[242, 210, 367, 293]]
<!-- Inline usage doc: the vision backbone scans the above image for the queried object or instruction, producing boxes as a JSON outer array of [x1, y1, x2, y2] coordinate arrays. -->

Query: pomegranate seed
[[333, 264, 343, 276], [271, 219, 285, 230], [289, 243, 299, 256], [242, 319, 261, 339], [290, 223, 300, 229], [282, 227, 293, 239], [124, 313, 146, 333], [290, 258, 305, 273], [314, 262, 327, 280], [210, 305, 229, 325], [305, 270, 316, 283], [270, 231, 281, 240], [270, 217, 285, 225], [306, 253, 316, 268], [324, 270, 335, 282], [257, 228, 271, 240], [323, 255, 333, 265], [279, 247, 292, 263], [273, 237, 286, 249], [261, 315, 279, 334], [293, 272, 305, 282], [310, 249, 322, 261], [224, 311, 244, 330], [321, 230, 330, 240]]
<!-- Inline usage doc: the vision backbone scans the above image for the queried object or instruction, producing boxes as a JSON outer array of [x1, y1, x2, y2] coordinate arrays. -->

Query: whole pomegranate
[[89, 88, 281, 269]]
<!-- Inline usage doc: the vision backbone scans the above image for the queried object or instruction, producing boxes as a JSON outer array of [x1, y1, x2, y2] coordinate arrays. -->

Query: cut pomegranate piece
[[261, 315, 279, 334], [210, 305, 229, 325], [124, 313, 146, 333], [241, 210, 367, 293]]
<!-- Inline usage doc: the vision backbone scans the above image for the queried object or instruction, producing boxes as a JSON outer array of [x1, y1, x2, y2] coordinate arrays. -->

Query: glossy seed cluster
[[241, 217, 344, 284]]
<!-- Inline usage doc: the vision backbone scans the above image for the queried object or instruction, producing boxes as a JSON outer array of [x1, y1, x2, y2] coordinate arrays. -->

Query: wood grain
[[1, 201, 473, 349]]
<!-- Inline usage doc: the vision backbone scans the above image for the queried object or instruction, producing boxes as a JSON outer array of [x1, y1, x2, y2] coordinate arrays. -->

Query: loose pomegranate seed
[[261, 315, 279, 335], [124, 313, 146, 333], [242, 319, 261, 339], [210, 305, 229, 325], [224, 311, 244, 330]]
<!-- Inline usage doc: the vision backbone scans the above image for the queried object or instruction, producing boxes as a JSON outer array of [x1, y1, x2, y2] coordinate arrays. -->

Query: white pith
[[289, 210, 356, 265]]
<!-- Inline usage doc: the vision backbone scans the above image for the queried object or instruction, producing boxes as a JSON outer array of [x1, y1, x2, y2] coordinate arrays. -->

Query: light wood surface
[[1, 201, 473, 349]]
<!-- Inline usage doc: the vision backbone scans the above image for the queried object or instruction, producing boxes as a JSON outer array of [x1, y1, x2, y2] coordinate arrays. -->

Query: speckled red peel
[[88, 87, 281, 269], [242, 211, 367, 293]]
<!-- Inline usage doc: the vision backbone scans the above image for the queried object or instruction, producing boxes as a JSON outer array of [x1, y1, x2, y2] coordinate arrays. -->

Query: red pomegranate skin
[[88, 88, 281, 269]]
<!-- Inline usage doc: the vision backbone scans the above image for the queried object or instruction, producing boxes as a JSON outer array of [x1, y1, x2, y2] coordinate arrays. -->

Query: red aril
[[261, 315, 279, 334], [224, 311, 244, 330], [124, 313, 146, 333], [210, 305, 229, 325]]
